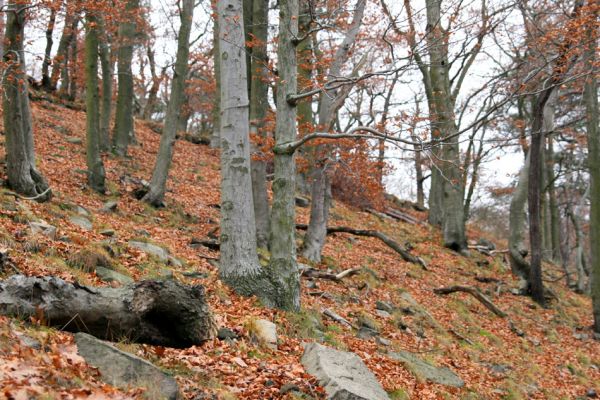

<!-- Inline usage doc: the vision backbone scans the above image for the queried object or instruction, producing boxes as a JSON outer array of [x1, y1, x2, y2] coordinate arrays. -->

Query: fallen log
[[296, 224, 427, 269], [0, 275, 217, 347], [433, 285, 507, 318], [322, 308, 357, 329], [384, 208, 422, 225]]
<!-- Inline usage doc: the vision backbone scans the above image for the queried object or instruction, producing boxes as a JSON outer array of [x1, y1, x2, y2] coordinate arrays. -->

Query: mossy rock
[[67, 245, 113, 272]]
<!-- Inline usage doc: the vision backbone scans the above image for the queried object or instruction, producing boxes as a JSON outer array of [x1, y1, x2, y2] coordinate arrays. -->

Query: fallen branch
[[2, 188, 52, 201], [0, 275, 217, 347], [296, 224, 427, 269], [301, 267, 361, 282], [433, 285, 507, 318], [322, 308, 357, 329], [384, 208, 422, 225]]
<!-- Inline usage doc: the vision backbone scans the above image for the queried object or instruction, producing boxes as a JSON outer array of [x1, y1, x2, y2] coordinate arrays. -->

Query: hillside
[[0, 97, 599, 400]]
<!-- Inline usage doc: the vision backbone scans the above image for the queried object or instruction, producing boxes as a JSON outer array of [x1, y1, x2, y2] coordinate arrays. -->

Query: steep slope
[[0, 97, 598, 399]]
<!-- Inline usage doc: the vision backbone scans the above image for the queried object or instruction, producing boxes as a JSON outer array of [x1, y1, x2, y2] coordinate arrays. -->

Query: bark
[[302, 0, 366, 263], [0, 275, 216, 347], [2, 1, 52, 202], [217, 0, 268, 300], [567, 196, 588, 294], [143, 0, 194, 207], [112, 0, 139, 156], [98, 17, 112, 152], [41, 8, 56, 90], [266, 0, 301, 310], [142, 47, 163, 120], [84, 12, 106, 193], [0, 0, 4, 57], [249, 0, 271, 249], [583, 0, 600, 332], [508, 151, 531, 281], [210, 3, 221, 148], [547, 136, 561, 262]]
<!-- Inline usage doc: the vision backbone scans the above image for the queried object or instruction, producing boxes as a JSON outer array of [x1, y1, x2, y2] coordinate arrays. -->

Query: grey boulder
[[389, 350, 464, 388], [129, 241, 169, 262], [75, 333, 180, 399], [301, 342, 390, 400]]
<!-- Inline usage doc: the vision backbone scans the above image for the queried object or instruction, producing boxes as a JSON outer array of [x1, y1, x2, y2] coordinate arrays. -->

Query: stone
[[217, 328, 239, 341], [101, 200, 118, 213], [75, 333, 180, 399], [376, 337, 391, 346], [389, 351, 464, 388], [356, 327, 379, 340], [375, 309, 392, 319], [29, 221, 57, 240], [100, 229, 115, 237], [301, 342, 390, 400], [251, 319, 278, 349], [375, 301, 394, 313], [587, 388, 598, 398], [129, 241, 169, 262], [95, 267, 133, 285], [280, 383, 301, 395], [66, 137, 83, 144], [167, 256, 183, 268], [69, 215, 93, 231], [75, 205, 90, 217], [16, 332, 41, 350]]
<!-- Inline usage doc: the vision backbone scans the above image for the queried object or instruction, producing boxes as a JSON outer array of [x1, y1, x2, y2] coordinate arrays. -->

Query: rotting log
[[296, 224, 427, 269], [433, 285, 507, 318], [0, 275, 217, 347]]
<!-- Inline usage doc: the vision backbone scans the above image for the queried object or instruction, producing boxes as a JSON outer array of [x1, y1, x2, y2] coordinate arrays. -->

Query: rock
[[375, 309, 391, 319], [29, 221, 57, 239], [217, 328, 239, 341], [485, 363, 511, 376], [129, 241, 169, 262], [75, 333, 180, 399], [573, 333, 590, 341], [16, 332, 41, 350], [295, 196, 310, 208], [101, 200, 118, 213], [280, 383, 301, 395], [66, 137, 83, 144], [375, 301, 394, 313], [75, 205, 90, 217], [95, 267, 133, 285], [477, 238, 496, 250], [251, 319, 278, 349], [389, 351, 464, 388], [587, 388, 598, 398], [301, 342, 390, 400], [100, 229, 115, 237], [356, 314, 379, 332], [356, 326, 379, 340], [376, 337, 391, 346], [68, 215, 93, 231], [167, 256, 183, 268]]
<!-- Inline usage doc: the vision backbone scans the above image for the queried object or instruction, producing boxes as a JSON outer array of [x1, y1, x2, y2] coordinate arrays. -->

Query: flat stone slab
[[129, 241, 169, 262], [75, 333, 180, 399], [68, 215, 93, 231], [389, 350, 464, 388], [301, 342, 390, 400]]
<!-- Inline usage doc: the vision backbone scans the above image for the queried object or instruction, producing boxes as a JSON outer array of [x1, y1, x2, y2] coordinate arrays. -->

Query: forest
[[0, 0, 598, 398]]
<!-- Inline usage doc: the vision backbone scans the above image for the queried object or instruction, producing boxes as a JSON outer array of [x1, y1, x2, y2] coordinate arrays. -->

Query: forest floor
[[0, 96, 599, 399]]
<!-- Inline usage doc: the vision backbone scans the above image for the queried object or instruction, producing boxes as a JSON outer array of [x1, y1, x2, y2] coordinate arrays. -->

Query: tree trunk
[[143, 0, 194, 207], [41, 8, 56, 90], [302, 0, 366, 262], [112, 0, 139, 156], [508, 151, 531, 281], [0, 0, 4, 57], [547, 136, 561, 262], [66, 23, 79, 100], [267, 0, 301, 311], [249, 0, 271, 249], [50, 5, 78, 90], [0, 275, 216, 348], [583, 0, 600, 332], [210, 3, 221, 148], [568, 197, 588, 294], [84, 11, 106, 193], [142, 47, 162, 120], [2, 1, 51, 201], [217, 0, 268, 298], [98, 17, 113, 152]]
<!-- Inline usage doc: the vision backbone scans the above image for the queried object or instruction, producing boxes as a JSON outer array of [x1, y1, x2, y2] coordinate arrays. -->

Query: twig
[[322, 308, 357, 329], [2, 188, 51, 201]]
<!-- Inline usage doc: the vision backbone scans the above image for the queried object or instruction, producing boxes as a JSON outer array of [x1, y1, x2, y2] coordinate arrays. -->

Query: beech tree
[[143, 0, 195, 207], [2, 1, 51, 201]]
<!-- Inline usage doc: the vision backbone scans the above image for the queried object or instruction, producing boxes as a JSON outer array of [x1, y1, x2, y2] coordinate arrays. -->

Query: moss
[[388, 388, 410, 400], [67, 245, 113, 272], [285, 308, 325, 340]]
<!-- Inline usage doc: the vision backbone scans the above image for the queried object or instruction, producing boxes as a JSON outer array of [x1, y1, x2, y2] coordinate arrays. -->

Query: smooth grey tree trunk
[[302, 0, 366, 263], [508, 152, 531, 281], [267, 0, 301, 311], [84, 12, 106, 193], [142, 0, 195, 207], [98, 17, 112, 152], [583, 2, 600, 332], [210, 7, 221, 148], [112, 0, 139, 156], [2, 1, 51, 201], [50, 5, 78, 90], [217, 0, 267, 298], [249, 0, 271, 249]]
